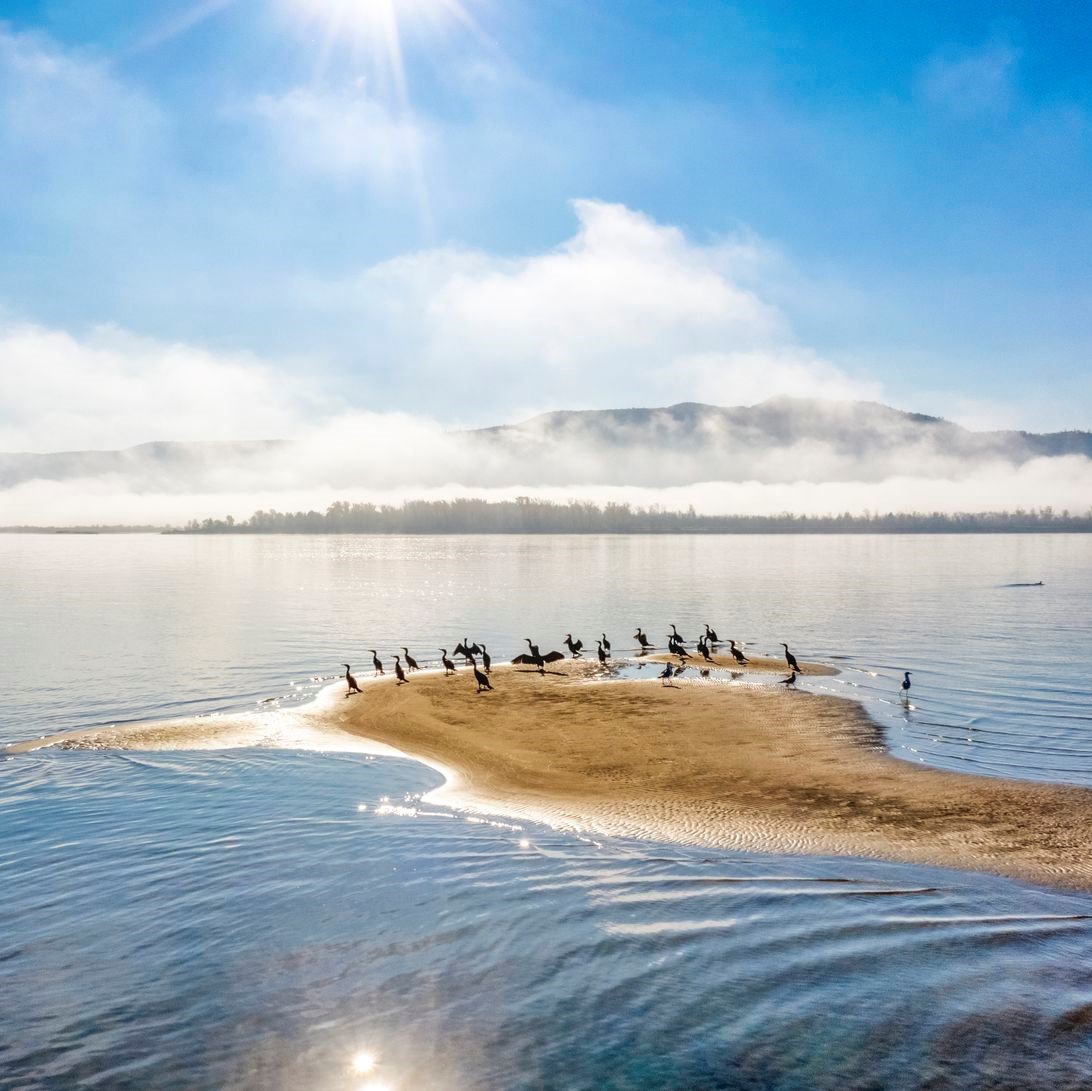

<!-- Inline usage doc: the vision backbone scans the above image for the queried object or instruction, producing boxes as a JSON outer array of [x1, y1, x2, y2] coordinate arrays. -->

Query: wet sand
[[320, 659, 1092, 891]]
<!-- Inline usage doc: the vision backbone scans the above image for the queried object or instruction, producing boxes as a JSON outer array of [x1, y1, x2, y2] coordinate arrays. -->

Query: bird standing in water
[[596, 640, 608, 665], [728, 639, 748, 665], [704, 624, 720, 645], [781, 643, 801, 672], [394, 656, 408, 685], [564, 634, 584, 658], [343, 664, 361, 696], [634, 628, 652, 651], [469, 655, 493, 693], [601, 633, 611, 655], [440, 649, 456, 675], [370, 650, 384, 676], [901, 672, 912, 700], [402, 648, 420, 671]]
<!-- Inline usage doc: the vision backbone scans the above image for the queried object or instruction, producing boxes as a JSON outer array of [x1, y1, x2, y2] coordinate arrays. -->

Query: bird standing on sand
[[669, 637, 691, 660], [402, 648, 420, 671], [454, 638, 481, 664], [659, 662, 674, 686], [480, 643, 492, 673], [698, 638, 714, 664], [901, 671, 912, 699], [343, 664, 362, 696], [370, 650, 385, 676], [781, 643, 801, 672], [394, 656, 408, 685], [778, 671, 797, 687], [634, 628, 652, 650], [513, 639, 566, 675], [564, 634, 584, 658], [729, 639, 748, 665], [597, 640, 608, 665], [469, 655, 493, 693], [440, 649, 456, 675]]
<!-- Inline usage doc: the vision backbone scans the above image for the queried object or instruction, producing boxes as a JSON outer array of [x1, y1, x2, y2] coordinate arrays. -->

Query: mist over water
[[3, 532, 1092, 1089]]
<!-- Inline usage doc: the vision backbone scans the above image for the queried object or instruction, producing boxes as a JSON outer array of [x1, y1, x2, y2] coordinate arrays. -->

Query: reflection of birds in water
[[440, 649, 456, 675], [673, 665, 687, 679], [729, 639, 748, 665], [480, 643, 492, 673], [781, 643, 801, 672], [564, 634, 584, 658], [469, 655, 493, 692], [597, 640, 608, 664], [343, 664, 361, 696], [634, 628, 652, 651], [659, 662, 674, 686], [402, 648, 420, 671], [601, 633, 611, 655], [704, 624, 719, 644], [513, 639, 566, 675], [778, 671, 797, 687], [394, 656, 408, 685], [371, 650, 385, 676], [901, 671, 912, 699]]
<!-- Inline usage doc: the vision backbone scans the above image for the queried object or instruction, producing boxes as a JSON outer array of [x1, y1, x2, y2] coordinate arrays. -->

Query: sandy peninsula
[[320, 658, 1092, 891]]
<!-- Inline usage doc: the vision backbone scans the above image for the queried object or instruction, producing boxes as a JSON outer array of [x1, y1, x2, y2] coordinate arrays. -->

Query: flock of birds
[[336, 624, 902, 699]]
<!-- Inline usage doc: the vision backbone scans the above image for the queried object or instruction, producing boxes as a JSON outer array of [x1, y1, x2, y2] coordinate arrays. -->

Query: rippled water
[[3, 533, 1092, 1089]]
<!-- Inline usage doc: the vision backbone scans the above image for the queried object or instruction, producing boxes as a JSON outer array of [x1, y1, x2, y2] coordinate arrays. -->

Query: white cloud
[[917, 38, 1020, 120]]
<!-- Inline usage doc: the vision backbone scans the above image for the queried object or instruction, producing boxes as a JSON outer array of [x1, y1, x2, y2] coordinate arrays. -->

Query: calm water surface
[[3, 533, 1092, 1090]]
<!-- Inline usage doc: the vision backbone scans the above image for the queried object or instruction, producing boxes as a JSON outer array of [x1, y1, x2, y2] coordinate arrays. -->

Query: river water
[[2, 533, 1091, 1089]]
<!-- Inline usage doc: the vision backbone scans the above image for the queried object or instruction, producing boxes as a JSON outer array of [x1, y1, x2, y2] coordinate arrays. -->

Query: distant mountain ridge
[[2, 399, 1089, 491]]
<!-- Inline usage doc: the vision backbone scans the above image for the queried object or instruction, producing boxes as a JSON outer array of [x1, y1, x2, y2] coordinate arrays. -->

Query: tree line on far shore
[[163, 498, 1092, 534]]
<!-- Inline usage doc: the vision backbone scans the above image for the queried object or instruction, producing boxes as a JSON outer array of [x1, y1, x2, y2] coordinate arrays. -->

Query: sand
[[319, 659, 1092, 891]]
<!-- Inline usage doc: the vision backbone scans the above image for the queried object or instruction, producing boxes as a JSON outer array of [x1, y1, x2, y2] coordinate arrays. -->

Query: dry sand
[[320, 659, 1092, 891]]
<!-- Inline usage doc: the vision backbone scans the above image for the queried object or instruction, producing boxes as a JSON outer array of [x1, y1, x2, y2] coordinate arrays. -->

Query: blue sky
[[2, 0, 1091, 449]]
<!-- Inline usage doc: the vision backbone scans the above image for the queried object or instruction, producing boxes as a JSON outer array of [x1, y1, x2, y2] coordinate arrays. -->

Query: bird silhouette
[[370, 650, 384, 676], [564, 634, 584, 658], [469, 654, 493, 693], [704, 624, 720, 644], [454, 638, 482, 664], [601, 633, 611, 655], [659, 662, 675, 686], [440, 649, 456, 676], [480, 643, 492, 673], [781, 643, 802, 672], [698, 638, 714, 664], [669, 624, 688, 645], [513, 638, 566, 674], [597, 640, 608, 665], [778, 671, 798, 687], [728, 639, 748, 665], [634, 628, 653, 651], [343, 664, 361, 696], [394, 656, 408, 685], [901, 671, 912, 699], [401, 648, 420, 671]]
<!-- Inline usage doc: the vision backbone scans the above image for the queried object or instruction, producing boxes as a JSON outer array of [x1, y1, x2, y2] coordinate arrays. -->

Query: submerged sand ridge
[[323, 659, 1092, 891]]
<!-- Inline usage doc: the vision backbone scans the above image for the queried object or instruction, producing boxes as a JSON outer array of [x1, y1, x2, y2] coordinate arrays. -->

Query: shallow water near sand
[[3, 532, 1092, 1089]]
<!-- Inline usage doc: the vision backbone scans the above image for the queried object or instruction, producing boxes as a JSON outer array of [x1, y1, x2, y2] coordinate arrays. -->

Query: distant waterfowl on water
[[343, 664, 361, 696], [440, 649, 456, 675], [402, 648, 420, 671], [781, 643, 801, 672], [729, 639, 748, 665], [371, 650, 384, 676], [564, 634, 584, 658], [902, 671, 912, 698]]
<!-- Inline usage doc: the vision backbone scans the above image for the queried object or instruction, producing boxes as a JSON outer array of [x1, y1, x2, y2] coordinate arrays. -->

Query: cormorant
[[704, 624, 720, 644], [659, 662, 674, 686], [454, 638, 482, 664], [469, 655, 493, 693], [901, 671, 912, 698], [601, 633, 611, 655], [728, 639, 748, 665], [564, 634, 584, 658], [668, 636, 691, 659], [394, 656, 408, 685], [778, 671, 797, 687], [440, 649, 456, 675], [513, 639, 566, 675], [402, 648, 420, 672], [634, 628, 653, 651], [669, 624, 687, 645], [343, 664, 361, 696], [699, 639, 714, 664], [370, 650, 384, 676], [597, 640, 608, 665], [480, 643, 492, 673], [781, 643, 802, 672]]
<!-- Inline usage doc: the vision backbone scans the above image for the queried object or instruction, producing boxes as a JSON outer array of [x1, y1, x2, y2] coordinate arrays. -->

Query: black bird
[[699, 639, 714, 664], [778, 671, 798, 687], [601, 633, 611, 655], [402, 648, 420, 672], [440, 649, 456, 675], [564, 634, 584, 658], [394, 656, 408, 685], [343, 664, 362, 696], [669, 636, 691, 659], [781, 643, 802, 672], [469, 654, 493, 693], [454, 638, 482, 664], [370, 650, 385, 676], [669, 624, 687, 645], [659, 662, 675, 686], [704, 624, 720, 644], [513, 638, 566, 675], [728, 639, 748, 665], [634, 628, 653, 650], [480, 643, 492, 673], [901, 671, 912, 698], [596, 640, 608, 665]]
